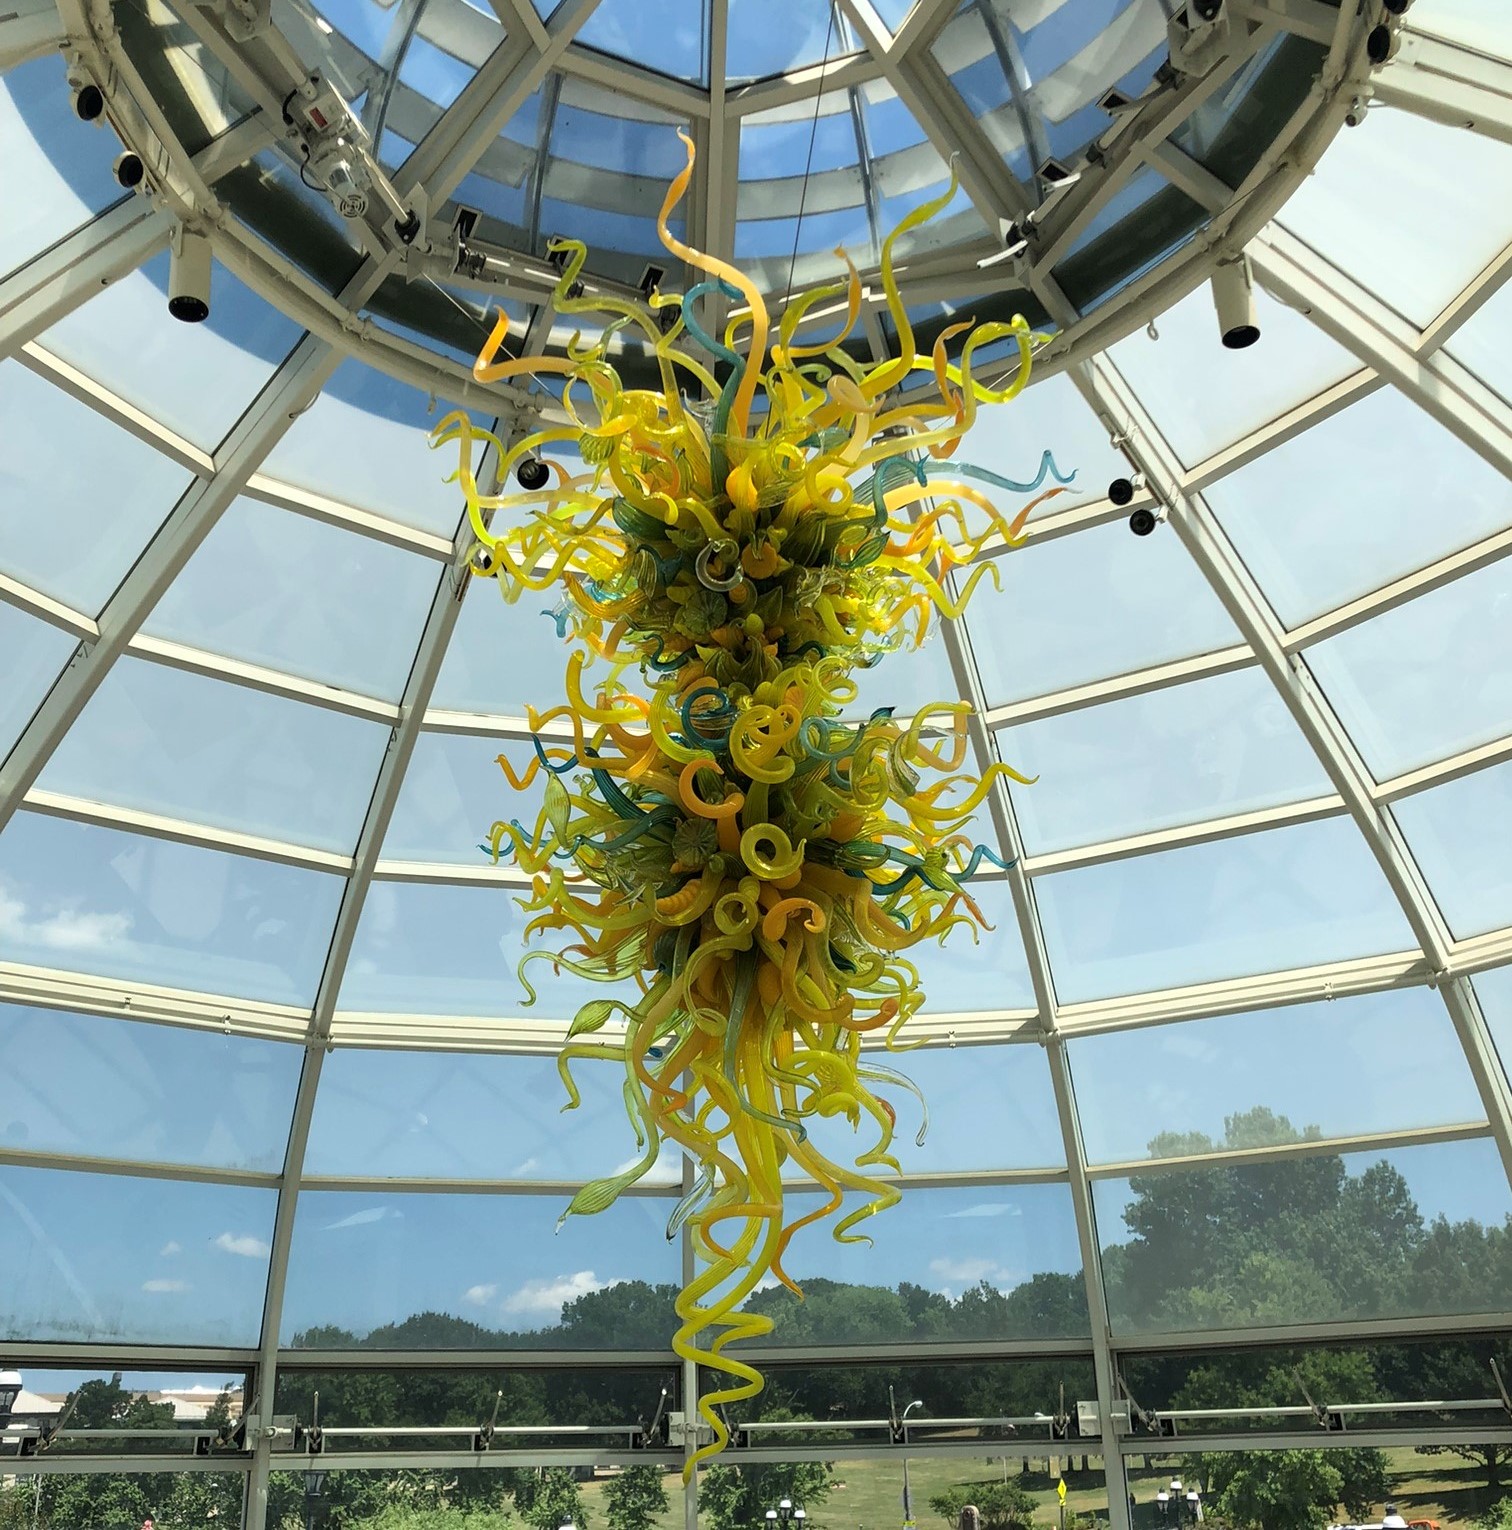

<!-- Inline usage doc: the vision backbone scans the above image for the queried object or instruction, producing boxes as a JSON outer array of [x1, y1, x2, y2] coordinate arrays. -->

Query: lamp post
[[303, 1469, 326, 1530], [900, 1399, 924, 1527], [766, 1497, 805, 1530]]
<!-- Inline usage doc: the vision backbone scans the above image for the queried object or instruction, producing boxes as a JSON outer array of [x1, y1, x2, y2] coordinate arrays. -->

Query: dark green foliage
[[602, 1467, 669, 1530], [929, 1480, 1039, 1530]]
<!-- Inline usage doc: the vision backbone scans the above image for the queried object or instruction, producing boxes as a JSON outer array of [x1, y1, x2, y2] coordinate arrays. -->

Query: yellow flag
[[1057, 1481, 1068, 1504]]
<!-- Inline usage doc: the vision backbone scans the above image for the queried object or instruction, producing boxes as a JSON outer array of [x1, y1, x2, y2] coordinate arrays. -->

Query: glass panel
[[1474, 964, 1512, 1089], [1096, 1134, 1512, 1334], [726, 0, 857, 84], [26, 1470, 245, 1525], [0, 361, 194, 615], [1411, 0, 1509, 52], [0, 1000, 300, 1170], [1206, 382, 1512, 627], [38, 656, 390, 852], [382, 732, 544, 864], [1447, 266, 1512, 408], [0, 54, 126, 280], [0, 1161, 275, 1344], [577, 0, 708, 84], [430, 576, 584, 715], [1037, 816, 1415, 1004], [911, 876, 1036, 1014], [1, 1367, 247, 1441], [1303, 554, 1512, 780], [0, 809, 344, 1004], [963, 518, 1243, 706], [142, 495, 439, 701], [732, 1182, 1087, 1344], [1106, 280, 1361, 466], [793, 1039, 1065, 1180], [304, 1045, 680, 1183], [280, 1190, 680, 1347], [1279, 107, 1512, 328], [996, 665, 1331, 854], [1070, 985, 1485, 1166], [1392, 759, 1512, 939], [39, 252, 303, 450], [0, 601, 73, 760], [260, 360, 491, 535]]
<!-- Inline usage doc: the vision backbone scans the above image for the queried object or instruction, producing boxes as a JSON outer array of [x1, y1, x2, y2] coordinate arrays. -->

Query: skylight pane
[[965, 519, 1242, 706], [1303, 555, 1512, 781], [1392, 761, 1512, 939], [726, 0, 855, 84], [0, 602, 73, 760], [1107, 281, 1361, 466], [2, 1163, 276, 1345], [38, 657, 390, 852], [1447, 273, 1512, 409], [280, 1191, 679, 1347], [1071, 986, 1485, 1166], [910, 877, 1035, 1015], [997, 666, 1331, 854], [305, 1046, 680, 1182], [1096, 1136, 1512, 1335], [1474, 964, 1512, 1089], [0, 362, 194, 615], [260, 361, 489, 535], [39, 252, 304, 450], [1409, 0, 1507, 52], [1206, 383, 1512, 628], [0, 1000, 301, 1170], [751, 1183, 1088, 1342], [1037, 816, 1415, 1004], [382, 733, 544, 865], [0, 54, 126, 280], [1277, 108, 1512, 328], [141, 496, 439, 702], [0, 810, 344, 1004], [576, 0, 708, 85]]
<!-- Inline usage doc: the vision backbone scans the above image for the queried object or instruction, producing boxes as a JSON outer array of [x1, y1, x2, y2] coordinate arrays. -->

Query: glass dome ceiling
[[3, 0, 1512, 1523]]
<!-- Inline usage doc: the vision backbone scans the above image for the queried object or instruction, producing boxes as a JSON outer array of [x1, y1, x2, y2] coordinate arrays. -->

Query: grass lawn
[[572, 1448, 1505, 1530]]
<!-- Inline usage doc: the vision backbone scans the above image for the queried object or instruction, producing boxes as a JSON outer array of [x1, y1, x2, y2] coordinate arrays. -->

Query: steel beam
[[1373, 26, 1512, 146]]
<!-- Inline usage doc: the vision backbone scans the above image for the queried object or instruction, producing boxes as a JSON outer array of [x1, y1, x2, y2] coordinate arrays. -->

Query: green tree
[[514, 1467, 588, 1530], [928, 1481, 1038, 1530], [700, 1457, 831, 1530], [1205, 1450, 1344, 1530], [604, 1466, 670, 1530]]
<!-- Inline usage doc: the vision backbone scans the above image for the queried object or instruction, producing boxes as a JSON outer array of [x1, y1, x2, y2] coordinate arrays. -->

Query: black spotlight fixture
[[1191, 0, 1222, 20], [1366, 23, 1397, 62], [72, 82, 104, 120], [1108, 475, 1143, 507], [1129, 507, 1158, 536], [516, 456, 550, 491], [113, 151, 144, 188], [1382, 0, 1411, 12]]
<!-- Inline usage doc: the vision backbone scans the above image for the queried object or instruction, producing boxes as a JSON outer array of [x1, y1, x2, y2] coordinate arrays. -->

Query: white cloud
[[142, 1278, 190, 1293], [511, 1157, 540, 1177], [323, 1206, 402, 1232], [0, 890, 132, 952], [464, 1284, 498, 1307], [214, 1232, 270, 1259], [159, 1240, 182, 1257], [943, 1202, 1022, 1219], [928, 1257, 999, 1285], [502, 1271, 619, 1318]]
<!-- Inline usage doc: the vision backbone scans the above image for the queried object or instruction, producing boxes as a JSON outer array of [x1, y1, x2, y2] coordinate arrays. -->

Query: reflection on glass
[[280, 1190, 679, 1347], [726, 0, 856, 84], [142, 496, 440, 701], [39, 656, 391, 852], [721, 1182, 1087, 1345], [40, 252, 303, 450], [1474, 964, 1512, 1094], [1206, 383, 1512, 627], [1097, 1135, 1512, 1334], [260, 361, 490, 534], [304, 1045, 679, 1183], [1393, 760, 1512, 939], [0, 1000, 300, 1170], [998, 665, 1330, 853], [0, 55, 125, 280], [0, 602, 73, 761], [1071, 986, 1485, 1166], [0, 361, 193, 615], [1037, 816, 1414, 1004], [966, 519, 1241, 706], [576, 0, 708, 84], [1, 1162, 275, 1344], [1304, 555, 1512, 780], [0, 810, 344, 1005], [1279, 107, 1512, 328], [1107, 280, 1360, 466]]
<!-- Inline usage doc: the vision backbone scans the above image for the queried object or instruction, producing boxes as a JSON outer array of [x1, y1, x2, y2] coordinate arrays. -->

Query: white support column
[[243, 423, 515, 1530], [0, 0, 64, 71], [0, 197, 169, 357], [0, 334, 338, 834]]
